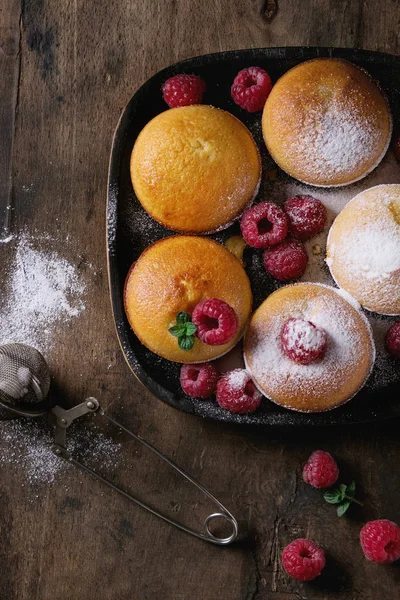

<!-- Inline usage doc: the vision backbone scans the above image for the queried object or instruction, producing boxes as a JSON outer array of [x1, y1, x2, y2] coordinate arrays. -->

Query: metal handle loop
[[204, 512, 238, 545]]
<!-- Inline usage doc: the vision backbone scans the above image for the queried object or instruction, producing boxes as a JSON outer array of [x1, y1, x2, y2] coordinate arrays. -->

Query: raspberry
[[216, 369, 262, 413], [162, 74, 206, 108], [385, 321, 400, 358], [360, 520, 400, 564], [284, 195, 327, 241], [231, 67, 272, 112], [302, 450, 339, 488], [240, 202, 288, 248], [281, 318, 327, 365], [263, 238, 308, 281], [192, 298, 238, 346], [282, 539, 326, 581], [180, 363, 218, 398]]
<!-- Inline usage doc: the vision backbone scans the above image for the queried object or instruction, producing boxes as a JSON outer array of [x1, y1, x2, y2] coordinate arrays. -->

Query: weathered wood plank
[[0, 1, 400, 599]]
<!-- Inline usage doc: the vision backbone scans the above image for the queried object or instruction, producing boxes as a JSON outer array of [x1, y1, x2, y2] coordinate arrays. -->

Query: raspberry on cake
[[240, 202, 288, 248], [231, 66, 272, 112], [385, 321, 400, 358], [303, 450, 339, 488], [180, 363, 218, 398], [282, 538, 326, 581], [216, 369, 262, 414], [162, 74, 206, 107], [360, 519, 400, 563], [192, 298, 238, 346], [284, 195, 327, 240], [263, 238, 308, 281], [281, 318, 327, 365]]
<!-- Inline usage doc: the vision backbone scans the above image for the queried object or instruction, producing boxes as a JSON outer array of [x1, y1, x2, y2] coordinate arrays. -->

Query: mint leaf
[[347, 480, 356, 499], [176, 311, 191, 324], [169, 324, 186, 337], [323, 489, 342, 504], [339, 484, 347, 500], [184, 322, 198, 336], [179, 335, 195, 351], [337, 501, 351, 517]]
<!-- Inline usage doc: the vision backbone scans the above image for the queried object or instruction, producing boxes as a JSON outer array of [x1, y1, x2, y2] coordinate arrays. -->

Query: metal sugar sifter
[[0, 343, 238, 545]]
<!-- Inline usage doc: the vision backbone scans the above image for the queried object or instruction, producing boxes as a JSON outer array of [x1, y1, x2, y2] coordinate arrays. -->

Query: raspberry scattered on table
[[303, 450, 339, 488], [282, 538, 326, 581], [360, 519, 400, 563]]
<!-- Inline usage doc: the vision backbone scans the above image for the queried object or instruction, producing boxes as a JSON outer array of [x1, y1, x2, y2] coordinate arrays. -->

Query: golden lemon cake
[[244, 283, 375, 412], [262, 58, 392, 187], [130, 105, 261, 233], [326, 184, 400, 315], [124, 236, 252, 363]]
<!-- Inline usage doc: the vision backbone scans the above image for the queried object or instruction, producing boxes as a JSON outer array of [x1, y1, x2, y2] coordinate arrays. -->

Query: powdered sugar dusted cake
[[262, 59, 392, 187], [244, 283, 375, 413], [326, 184, 400, 315]]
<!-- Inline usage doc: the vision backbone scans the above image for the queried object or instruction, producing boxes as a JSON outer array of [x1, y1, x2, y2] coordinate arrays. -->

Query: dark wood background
[[1, 1, 399, 599]]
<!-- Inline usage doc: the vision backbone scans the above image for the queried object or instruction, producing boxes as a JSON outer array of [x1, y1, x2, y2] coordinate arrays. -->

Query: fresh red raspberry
[[216, 369, 262, 413], [360, 520, 400, 564], [284, 195, 327, 241], [240, 202, 288, 248], [162, 74, 206, 108], [263, 239, 308, 281], [180, 363, 219, 398], [385, 321, 400, 358], [231, 67, 272, 112], [282, 539, 326, 581], [302, 450, 339, 488], [281, 318, 327, 365], [192, 299, 238, 346]]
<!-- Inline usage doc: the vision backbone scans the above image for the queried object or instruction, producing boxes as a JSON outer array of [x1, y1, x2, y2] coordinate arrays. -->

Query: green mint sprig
[[323, 480, 362, 517], [169, 311, 197, 351]]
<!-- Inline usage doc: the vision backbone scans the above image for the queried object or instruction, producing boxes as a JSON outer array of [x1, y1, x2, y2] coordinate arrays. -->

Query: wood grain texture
[[0, 1, 399, 599]]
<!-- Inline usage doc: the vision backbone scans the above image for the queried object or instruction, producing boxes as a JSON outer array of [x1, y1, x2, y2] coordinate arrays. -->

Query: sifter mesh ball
[[0, 344, 51, 417]]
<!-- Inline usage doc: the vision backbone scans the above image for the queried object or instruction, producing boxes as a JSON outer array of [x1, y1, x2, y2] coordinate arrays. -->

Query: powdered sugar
[[222, 368, 249, 390], [282, 318, 326, 353], [296, 102, 381, 178], [0, 417, 121, 489], [0, 234, 88, 352]]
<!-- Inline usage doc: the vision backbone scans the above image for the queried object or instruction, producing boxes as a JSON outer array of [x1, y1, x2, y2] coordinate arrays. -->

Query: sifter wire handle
[[53, 398, 238, 546]]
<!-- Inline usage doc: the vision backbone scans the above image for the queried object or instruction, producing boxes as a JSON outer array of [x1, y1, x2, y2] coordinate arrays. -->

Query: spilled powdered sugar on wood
[[0, 418, 122, 491], [0, 234, 87, 352], [0, 232, 122, 487]]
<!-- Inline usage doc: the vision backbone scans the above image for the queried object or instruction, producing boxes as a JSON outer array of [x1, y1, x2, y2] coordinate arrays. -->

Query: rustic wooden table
[[1, 1, 399, 599]]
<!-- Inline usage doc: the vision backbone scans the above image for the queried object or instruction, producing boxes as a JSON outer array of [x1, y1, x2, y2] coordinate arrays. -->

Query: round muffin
[[244, 283, 375, 413], [130, 105, 261, 233], [326, 184, 400, 315], [262, 58, 392, 187], [124, 236, 252, 363]]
